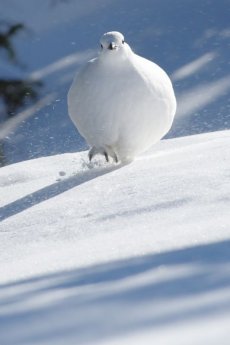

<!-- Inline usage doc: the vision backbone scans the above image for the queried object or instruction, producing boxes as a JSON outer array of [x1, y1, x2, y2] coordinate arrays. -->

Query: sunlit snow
[[1, 130, 230, 344]]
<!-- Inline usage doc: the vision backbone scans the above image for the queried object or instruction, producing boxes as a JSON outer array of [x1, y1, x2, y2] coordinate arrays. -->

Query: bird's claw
[[88, 146, 118, 163], [104, 151, 109, 162]]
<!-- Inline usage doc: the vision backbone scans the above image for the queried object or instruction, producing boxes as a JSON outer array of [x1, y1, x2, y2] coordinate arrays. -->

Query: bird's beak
[[108, 42, 117, 50]]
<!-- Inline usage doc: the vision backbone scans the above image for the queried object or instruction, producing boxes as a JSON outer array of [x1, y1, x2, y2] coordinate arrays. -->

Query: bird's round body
[[68, 31, 176, 163]]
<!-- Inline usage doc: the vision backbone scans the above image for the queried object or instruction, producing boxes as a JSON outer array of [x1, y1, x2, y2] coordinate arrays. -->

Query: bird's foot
[[104, 151, 109, 162], [110, 151, 118, 163], [88, 146, 118, 163], [88, 147, 97, 162], [105, 145, 119, 163]]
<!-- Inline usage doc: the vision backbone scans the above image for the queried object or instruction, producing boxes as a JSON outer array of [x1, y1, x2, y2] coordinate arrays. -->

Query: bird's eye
[[100, 44, 103, 49], [122, 40, 125, 44]]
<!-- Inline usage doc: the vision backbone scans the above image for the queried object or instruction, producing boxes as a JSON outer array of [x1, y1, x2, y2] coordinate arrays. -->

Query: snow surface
[[1, 130, 230, 344]]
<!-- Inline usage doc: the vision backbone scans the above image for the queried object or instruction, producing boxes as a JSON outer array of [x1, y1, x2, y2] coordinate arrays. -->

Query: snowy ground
[[1, 130, 230, 344]]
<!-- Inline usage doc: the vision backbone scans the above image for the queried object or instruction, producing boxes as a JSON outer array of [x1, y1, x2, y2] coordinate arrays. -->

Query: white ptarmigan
[[68, 31, 176, 163]]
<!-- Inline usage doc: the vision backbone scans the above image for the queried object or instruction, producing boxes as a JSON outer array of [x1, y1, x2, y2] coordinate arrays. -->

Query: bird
[[68, 31, 176, 163]]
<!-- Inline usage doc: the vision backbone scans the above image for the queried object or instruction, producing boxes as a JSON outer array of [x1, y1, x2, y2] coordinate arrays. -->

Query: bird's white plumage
[[68, 31, 176, 162]]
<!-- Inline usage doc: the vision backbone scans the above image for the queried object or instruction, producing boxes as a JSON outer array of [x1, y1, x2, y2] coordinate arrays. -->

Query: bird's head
[[99, 31, 131, 56]]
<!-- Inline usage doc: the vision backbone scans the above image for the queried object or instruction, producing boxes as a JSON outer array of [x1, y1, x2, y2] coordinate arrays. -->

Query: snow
[[1, 2, 230, 342], [1, 130, 230, 344]]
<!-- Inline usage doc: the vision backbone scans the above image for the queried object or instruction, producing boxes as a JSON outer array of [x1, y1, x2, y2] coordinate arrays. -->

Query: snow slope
[[0, 130, 230, 344]]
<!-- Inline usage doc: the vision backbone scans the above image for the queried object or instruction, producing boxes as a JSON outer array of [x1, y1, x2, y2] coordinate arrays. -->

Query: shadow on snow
[[0, 163, 122, 222], [0, 239, 230, 344]]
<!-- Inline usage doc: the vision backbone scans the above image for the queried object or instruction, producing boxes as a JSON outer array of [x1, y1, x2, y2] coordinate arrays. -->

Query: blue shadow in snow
[[0, 239, 230, 345], [0, 163, 122, 223]]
